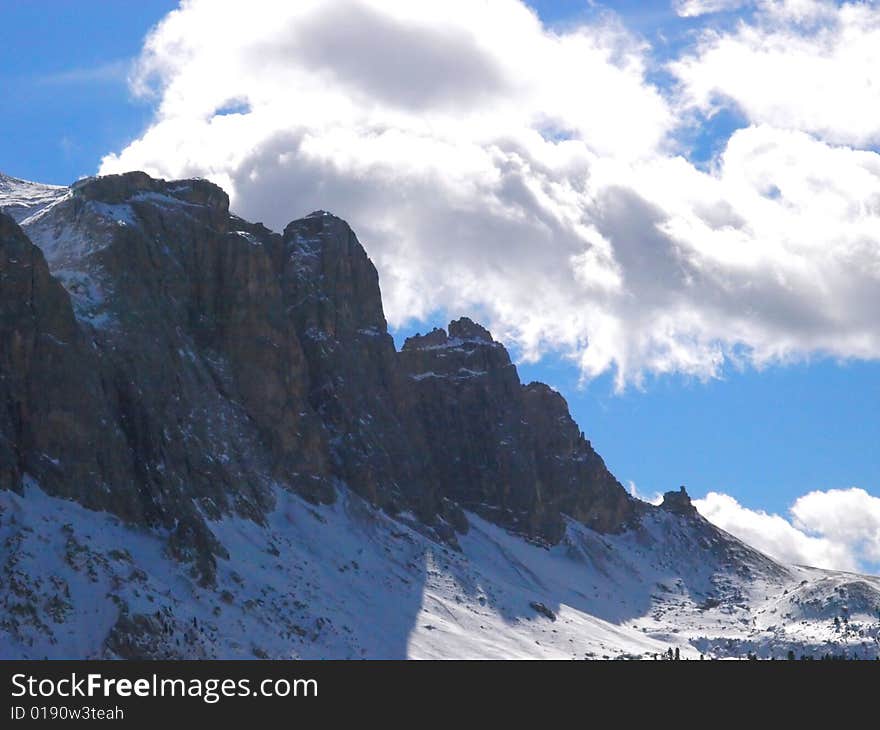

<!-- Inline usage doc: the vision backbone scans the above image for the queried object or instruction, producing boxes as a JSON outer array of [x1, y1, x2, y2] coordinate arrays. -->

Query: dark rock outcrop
[[4, 174, 333, 584], [400, 318, 637, 542], [277, 212, 440, 520], [522, 382, 637, 533], [0, 213, 134, 506], [1, 170, 641, 573], [529, 601, 557, 621], [660, 486, 698, 516]]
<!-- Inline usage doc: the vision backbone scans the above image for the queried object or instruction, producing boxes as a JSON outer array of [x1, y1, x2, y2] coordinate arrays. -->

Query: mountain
[[1, 171, 879, 659], [0, 172, 66, 222]]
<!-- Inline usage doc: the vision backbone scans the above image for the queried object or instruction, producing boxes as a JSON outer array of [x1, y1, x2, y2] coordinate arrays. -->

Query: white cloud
[[628, 481, 663, 505], [673, 0, 752, 18], [790, 488, 880, 564], [101, 0, 880, 387], [672, 1, 880, 146], [695, 488, 880, 573]]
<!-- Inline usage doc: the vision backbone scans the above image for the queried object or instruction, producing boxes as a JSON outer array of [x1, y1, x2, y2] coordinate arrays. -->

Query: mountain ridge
[[0, 170, 639, 555], [1, 170, 878, 659]]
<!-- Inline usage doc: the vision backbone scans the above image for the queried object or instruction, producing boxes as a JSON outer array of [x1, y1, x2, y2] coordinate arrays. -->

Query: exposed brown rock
[[1, 171, 640, 575], [278, 211, 440, 520], [0, 213, 135, 511], [400, 318, 637, 542], [660, 486, 698, 516]]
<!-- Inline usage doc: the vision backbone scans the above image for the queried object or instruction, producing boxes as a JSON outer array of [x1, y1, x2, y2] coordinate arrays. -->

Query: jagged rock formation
[[400, 320, 636, 542], [660, 486, 698, 516], [0, 170, 637, 582], [276, 212, 441, 521]]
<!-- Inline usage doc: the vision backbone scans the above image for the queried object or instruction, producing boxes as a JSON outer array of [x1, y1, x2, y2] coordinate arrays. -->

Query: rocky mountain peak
[[399, 316, 635, 541], [448, 317, 494, 343], [400, 318, 514, 381], [283, 209, 348, 241], [281, 210, 388, 338], [70, 171, 229, 217], [661, 486, 697, 515], [401, 327, 449, 350], [402, 318, 501, 355]]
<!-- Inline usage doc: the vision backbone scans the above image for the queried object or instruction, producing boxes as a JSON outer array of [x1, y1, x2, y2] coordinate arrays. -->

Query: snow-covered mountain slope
[[3, 480, 878, 660], [0, 172, 67, 223]]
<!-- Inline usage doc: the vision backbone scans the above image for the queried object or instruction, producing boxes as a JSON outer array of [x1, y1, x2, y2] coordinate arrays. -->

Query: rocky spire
[[660, 486, 698, 516]]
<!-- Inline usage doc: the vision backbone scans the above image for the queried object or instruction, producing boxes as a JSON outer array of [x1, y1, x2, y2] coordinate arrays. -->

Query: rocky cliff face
[[1, 170, 636, 579], [399, 320, 636, 542], [0, 214, 132, 505], [3, 173, 330, 585], [277, 212, 442, 522]]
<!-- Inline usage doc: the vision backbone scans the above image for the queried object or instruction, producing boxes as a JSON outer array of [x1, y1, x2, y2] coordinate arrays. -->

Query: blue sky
[[0, 1, 177, 185], [2, 0, 880, 571]]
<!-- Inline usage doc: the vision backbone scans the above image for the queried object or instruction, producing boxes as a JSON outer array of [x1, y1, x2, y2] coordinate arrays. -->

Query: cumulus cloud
[[101, 0, 880, 387], [695, 488, 880, 573], [790, 488, 880, 565], [672, 1, 880, 146]]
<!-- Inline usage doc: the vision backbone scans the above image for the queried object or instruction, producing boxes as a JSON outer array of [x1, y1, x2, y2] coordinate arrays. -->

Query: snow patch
[[3, 480, 878, 660], [0, 173, 67, 223]]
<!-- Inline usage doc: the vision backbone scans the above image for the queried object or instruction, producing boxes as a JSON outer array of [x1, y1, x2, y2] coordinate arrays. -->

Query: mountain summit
[[1, 171, 878, 659]]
